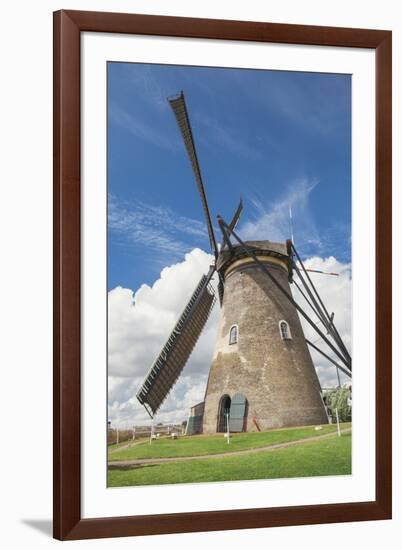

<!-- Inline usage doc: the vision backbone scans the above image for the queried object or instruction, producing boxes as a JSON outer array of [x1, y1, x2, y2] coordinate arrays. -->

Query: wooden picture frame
[[53, 9, 392, 540]]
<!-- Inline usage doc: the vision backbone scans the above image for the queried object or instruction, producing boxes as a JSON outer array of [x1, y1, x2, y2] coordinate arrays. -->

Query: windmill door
[[229, 393, 248, 432]]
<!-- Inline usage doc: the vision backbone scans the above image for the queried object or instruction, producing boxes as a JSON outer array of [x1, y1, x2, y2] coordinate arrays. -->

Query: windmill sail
[[136, 270, 216, 418], [168, 92, 218, 258], [220, 198, 243, 253], [217, 198, 243, 305]]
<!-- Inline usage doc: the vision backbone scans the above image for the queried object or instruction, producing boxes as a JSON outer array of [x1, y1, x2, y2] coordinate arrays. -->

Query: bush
[[325, 387, 351, 422]]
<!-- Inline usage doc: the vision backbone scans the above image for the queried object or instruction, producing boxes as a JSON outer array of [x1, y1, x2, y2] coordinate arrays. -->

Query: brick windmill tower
[[136, 92, 352, 433], [202, 240, 327, 433]]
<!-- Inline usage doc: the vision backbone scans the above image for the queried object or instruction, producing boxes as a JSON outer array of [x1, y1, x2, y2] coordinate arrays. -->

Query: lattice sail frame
[[168, 92, 218, 257], [136, 271, 216, 418]]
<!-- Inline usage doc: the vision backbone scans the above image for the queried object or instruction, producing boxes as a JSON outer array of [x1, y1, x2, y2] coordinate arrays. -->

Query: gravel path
[[108, 428, 351, 469]]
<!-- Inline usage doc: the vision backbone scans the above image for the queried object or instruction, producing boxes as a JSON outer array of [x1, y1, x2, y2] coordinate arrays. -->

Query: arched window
[[279, 320, 292, 340], [229, 325, 238, 345]]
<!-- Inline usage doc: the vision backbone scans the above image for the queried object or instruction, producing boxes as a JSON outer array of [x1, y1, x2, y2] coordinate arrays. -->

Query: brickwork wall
[[202, 246, 328, 433]]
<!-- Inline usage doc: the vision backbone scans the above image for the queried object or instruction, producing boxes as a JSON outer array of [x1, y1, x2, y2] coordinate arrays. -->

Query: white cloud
[[109, 101, 176, 151], [108, 248, 351, 427], [194, 112, 261, 160], [231, 70, 348, 137], [108, 248, 219, 426], [109, 195, 206, 240], [292, 256, 352, 388], [108, 194, 208, 262], [239, 178, 322, 255]]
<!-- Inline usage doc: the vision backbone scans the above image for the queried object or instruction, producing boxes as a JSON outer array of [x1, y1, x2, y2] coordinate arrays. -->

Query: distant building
[[186, 401, 205, 435]]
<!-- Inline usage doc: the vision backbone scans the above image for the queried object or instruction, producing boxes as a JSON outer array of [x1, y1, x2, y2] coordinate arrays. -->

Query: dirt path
[[109, 435, 173, 454], [108, 428, 351, 469]]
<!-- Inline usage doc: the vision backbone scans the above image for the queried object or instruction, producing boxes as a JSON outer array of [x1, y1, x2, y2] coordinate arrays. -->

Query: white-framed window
[[279, 320, 292, 340], [229, 324, 238, 345]]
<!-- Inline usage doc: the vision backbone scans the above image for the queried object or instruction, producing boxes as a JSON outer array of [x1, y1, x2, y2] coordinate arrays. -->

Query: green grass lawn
[[108, 432, 351, 487], [108, 440, 135, 451], [108, 423, 351, 461]]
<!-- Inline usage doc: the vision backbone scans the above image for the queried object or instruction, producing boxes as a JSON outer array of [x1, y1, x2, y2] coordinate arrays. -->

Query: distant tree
[[325, 387, 352, 422]]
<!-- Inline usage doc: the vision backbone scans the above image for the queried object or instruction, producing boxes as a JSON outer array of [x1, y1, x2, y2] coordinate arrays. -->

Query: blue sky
[[107, 62, 351, 291]]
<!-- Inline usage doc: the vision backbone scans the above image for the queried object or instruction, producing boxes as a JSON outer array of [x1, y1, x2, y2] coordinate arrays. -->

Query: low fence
[[108, 425, 184, 445]]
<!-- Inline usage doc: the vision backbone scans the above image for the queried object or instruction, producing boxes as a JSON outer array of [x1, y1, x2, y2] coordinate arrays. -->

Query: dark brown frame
[[53, 10, 392, 541]]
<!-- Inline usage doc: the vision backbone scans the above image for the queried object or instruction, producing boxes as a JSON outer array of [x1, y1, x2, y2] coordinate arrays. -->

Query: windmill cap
[[216, 240, 289, 274]]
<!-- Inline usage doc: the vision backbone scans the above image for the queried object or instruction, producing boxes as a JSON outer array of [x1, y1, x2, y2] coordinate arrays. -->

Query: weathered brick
[[202, 241, 328, 433]]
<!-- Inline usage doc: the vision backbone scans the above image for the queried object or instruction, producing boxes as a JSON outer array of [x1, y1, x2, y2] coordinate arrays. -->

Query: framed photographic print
[[53, 10, 392, 540]]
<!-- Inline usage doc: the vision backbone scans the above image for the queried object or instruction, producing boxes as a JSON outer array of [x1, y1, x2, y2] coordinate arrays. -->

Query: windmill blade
[[298, 266, 339, 277], [168, 91, 218, 258], [228, 197, 243, 232], [290, 242, 351, 366], [216, 200, 242, 306], [220, 198, 243, 253], [136, 268, 216, 418], [219, 217, 352, 371]]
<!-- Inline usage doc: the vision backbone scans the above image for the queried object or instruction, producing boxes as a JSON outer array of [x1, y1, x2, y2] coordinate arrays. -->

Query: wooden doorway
[[229, 393, 248, 432], [217, 395, 231, 432]]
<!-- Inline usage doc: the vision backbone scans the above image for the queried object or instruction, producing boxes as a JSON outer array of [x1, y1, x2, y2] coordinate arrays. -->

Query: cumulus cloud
[[108, 375, 210, 427], [108, 248, 219, 427], [108, 248, 351, 428], [291, 256, 352, 388]]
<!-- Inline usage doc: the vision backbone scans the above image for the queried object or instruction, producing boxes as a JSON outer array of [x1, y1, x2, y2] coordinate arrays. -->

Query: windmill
[[136, 92, 351, 433]]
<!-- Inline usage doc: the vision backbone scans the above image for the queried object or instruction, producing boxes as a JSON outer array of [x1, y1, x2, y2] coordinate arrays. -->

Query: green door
[[229, 393, 247, 432]]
